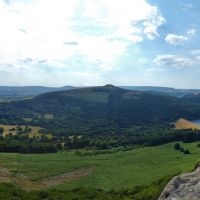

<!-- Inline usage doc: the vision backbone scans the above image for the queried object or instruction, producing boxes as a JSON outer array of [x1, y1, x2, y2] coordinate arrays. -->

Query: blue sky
[[0, 0, 200, 88]]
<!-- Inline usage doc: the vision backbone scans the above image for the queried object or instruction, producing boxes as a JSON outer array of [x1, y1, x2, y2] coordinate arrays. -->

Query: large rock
[[158, 166, 200, 200]]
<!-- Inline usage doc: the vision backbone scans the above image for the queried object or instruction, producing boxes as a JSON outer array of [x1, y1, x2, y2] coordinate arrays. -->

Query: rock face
[[158, 166, 200, 200]]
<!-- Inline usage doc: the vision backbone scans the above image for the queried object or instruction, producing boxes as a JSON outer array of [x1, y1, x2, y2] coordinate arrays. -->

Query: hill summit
[[104, 84, 116, 88]]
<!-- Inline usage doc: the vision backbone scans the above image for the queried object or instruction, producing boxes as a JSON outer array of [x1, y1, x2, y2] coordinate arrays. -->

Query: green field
[[0, 142, 200, 192]]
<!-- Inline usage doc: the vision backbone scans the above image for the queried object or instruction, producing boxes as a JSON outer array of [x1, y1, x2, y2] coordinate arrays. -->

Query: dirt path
[[37, 167, 93, 189], [0, 167, 93, 191], [0, 167, 11, 182], [17, 167, 93, 190]]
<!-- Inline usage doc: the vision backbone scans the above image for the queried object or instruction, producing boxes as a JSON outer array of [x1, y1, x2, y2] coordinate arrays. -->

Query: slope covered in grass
[[0, 142, 199, 191]]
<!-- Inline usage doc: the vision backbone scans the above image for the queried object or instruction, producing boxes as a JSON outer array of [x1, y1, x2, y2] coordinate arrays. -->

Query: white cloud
[[129, 35, 144, 43], [165, 28, 197, 45], [195, 56, 200, 60], [165, 34, 188, 45], [154, 54, 198, 67], [142, 7, 165, 40], [187, 28, 197, 35], [0, 0, 165, 77]]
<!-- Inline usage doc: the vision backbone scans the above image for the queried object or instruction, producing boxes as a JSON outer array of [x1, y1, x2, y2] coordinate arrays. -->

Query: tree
[[184, 149, 191, 154], [16, 126, 23, 134], [24, 125, 32, 134], [174, 143, 181, 150], [0, 127, 4, 135], [56, 143, 63, 150]]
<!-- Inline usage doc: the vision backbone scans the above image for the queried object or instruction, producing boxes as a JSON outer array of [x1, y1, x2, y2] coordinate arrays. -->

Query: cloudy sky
[[0, 0, 200, 88]]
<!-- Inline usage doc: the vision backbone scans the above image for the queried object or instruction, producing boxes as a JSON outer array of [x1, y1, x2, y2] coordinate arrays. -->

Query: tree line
[[0, 126, 200, 153]]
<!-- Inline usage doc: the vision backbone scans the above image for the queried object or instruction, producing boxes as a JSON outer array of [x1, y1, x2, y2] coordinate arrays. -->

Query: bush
[[0, 127, 4, 134], [174, 143, 181, 150], [39, 191, 49, 199], [183, 149, 191, 154]]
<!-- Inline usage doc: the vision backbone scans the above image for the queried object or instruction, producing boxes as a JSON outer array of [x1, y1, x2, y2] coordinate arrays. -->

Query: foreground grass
[[0, 142, 200, 192], [0, 178, 171, 200]]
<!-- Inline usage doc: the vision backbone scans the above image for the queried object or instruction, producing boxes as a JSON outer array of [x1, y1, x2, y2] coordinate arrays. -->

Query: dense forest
[[0, 85, 200, 135], [0, 125, 199, 153], [0, 85, 199, 154]]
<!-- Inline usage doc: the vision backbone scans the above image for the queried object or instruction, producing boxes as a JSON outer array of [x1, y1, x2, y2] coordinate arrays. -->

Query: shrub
[[174, 143, 181, 150], [183, 149, 191, 154], [0, 127, 4, 134]]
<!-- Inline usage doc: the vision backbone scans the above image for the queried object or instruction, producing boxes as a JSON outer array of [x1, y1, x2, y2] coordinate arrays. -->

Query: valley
[[1, 0, 200, 198], [0, 85, 200, 199]]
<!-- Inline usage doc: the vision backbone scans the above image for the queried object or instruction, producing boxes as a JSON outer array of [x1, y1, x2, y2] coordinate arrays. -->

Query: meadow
[[0, 142, 200, 192], [0, 124, 52, 138]]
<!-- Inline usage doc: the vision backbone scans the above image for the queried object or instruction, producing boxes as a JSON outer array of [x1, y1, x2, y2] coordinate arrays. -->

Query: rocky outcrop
[[158, 165, 200, 200]]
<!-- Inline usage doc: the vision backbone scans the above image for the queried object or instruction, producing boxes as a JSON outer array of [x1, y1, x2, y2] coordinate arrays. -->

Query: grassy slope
[[0, 142, 200, 191]]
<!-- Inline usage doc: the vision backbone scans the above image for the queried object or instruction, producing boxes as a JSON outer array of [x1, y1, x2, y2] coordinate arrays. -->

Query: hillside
[[121, 86, 200, 97], [182, 93, 200, 104], [175, 118, 200, 130], [1, 85, 200, 100], [0, 85, 200, 134]]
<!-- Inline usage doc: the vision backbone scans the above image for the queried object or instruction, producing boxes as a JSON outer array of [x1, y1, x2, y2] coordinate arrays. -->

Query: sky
[[0, 0, 200, 88]]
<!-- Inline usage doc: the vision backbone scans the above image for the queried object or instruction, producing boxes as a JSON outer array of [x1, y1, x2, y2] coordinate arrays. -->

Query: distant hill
[[0, 86, 76, 101], [120, 86, 200, 97], [182, 93, 200, 104], [0, 85, 200, 134], [1, 85, 200, 101]]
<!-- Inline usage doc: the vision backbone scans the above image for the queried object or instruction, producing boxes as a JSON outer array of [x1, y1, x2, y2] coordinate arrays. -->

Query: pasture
[[0, 142, 199, 191], [0, 124, 52, 138]]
